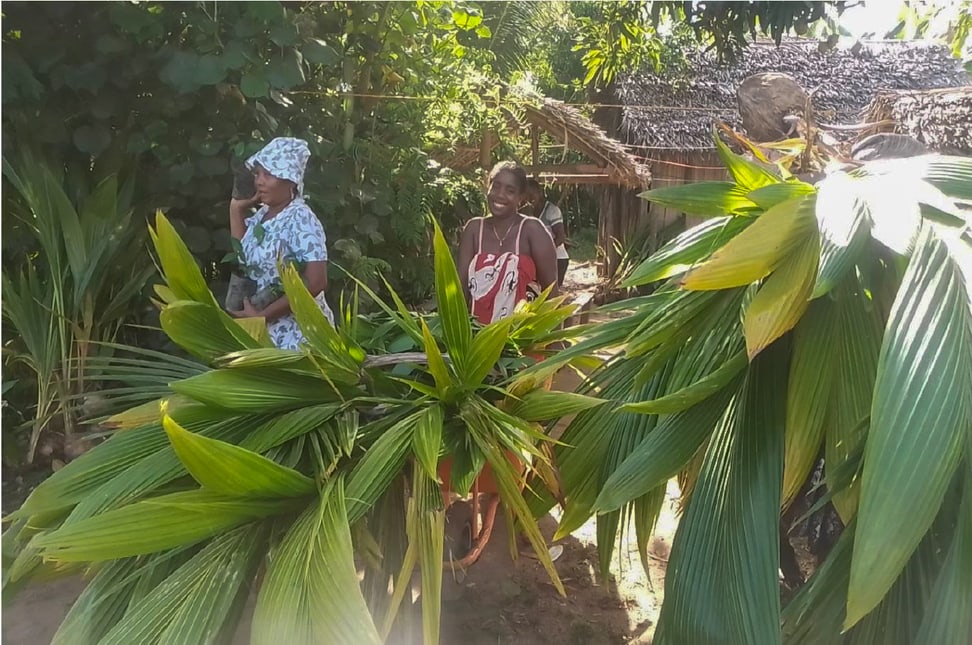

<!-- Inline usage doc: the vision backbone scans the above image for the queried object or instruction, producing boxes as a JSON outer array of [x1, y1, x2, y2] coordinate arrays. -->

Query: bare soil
[[1, 499, 677, 645]]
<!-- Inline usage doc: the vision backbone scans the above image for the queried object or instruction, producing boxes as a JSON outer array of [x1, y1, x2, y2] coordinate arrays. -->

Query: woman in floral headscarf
[[228, 137, 334, 349]]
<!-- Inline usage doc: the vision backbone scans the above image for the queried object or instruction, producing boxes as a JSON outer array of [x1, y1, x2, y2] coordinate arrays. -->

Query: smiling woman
[[457, 161, 559, 323]]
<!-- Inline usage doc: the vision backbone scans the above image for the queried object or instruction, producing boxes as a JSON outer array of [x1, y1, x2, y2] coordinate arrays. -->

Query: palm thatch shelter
[[440, 83, 650, 189], [597, 39, 968, 275], [863, 86, 972, 155]]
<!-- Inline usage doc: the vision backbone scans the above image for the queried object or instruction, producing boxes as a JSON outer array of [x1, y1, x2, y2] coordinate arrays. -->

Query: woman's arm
[[230, 197, 259, 240], [525, 219, 559, 296], [231, 260, 327, 321], [457, 220, 479, 305]]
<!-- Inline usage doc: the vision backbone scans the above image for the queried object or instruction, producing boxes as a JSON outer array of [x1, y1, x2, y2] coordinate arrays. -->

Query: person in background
[[458, 161, 559, 322], [525, 179, 569, 287], [227, 137, 334, 349]]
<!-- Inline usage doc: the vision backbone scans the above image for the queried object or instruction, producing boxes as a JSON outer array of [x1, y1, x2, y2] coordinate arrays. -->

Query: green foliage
[[1, 1, 497, 305], [532, 141, 972, 642], [1, 151, 154, 462], [3, 213, 586, 642]]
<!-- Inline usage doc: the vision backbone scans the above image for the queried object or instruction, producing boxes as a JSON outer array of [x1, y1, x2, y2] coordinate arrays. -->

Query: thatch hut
[[598, 39, 969, 275], [440, 83, 650, 189], [863, 86, 972, 155]]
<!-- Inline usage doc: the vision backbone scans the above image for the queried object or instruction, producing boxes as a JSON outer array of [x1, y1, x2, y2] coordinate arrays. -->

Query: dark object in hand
[[231, 162, 256, 200], [225, 273, 257, 311]]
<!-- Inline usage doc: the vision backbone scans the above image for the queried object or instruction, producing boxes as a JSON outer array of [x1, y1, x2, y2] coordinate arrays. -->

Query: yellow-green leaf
[[280, 262, 360, 378], [419, 318, 452, 397], [170, 369, 340, 411], [464, 316, 515, 387], [150, 212, 218, 305], [412, 405, 443, 483], [160, 301, 262, 361], [34, 490, 292, 562], [638, 181, 757, 217], [714, 126, 781, 191], [431, 217, 472, 367], [251, 478, 381, 645], [163, 414, 314, 498], [782, 298, 837, 508], [680, 195, 816, 291], [743, 222, 819, 359], [509, 389, 606, 422]]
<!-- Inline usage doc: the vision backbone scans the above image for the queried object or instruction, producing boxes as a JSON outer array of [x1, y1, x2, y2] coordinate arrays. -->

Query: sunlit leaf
[[743, 222, 819, 358], [680, 195, 815, 290], [163, 413, 314, 497], [251, 478, 381, 645]]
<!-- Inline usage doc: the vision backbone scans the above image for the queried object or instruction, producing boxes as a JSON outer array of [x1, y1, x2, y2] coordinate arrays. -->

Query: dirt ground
[[1, 497, 678, 645]]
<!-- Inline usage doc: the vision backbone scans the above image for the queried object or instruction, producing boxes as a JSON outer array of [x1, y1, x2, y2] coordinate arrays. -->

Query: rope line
[[286, 89, 734, 112]]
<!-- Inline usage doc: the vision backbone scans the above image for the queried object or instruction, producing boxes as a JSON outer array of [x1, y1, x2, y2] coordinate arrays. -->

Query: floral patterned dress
[[241, 196, 334, 349]]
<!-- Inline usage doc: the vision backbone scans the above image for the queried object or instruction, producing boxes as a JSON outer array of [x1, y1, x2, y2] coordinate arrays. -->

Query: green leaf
[[655, 342, 786, 645], [251, 478, 381, 645], [746, 181, 815, 210], [781, 520, 855, 643], [826, 280, 884, 523], [431, 217, 472, 369], [743, 220, 819, 358], [412, 405, 443, 483], [163, 413, 314, 498], [509, 389, 606, 422], [346, 410, 422, 522], [160, 300, 263, 361], [419, 318, 452, 396], [914, 154, 972, 201], [464, 316, 515, 387], [714, 127, 781, 192], [73, 124, 112, 156], [240, 69, 269, 98], [302, 39, 341, 66], [34, 490, 293, 562], [411, 469, 445, 645], [465, 413, 565, 597], [680, 195, 816, 291], [279, 262, 361, 379], [846, 231, 972, 628], [50, 558, 144, 645], [913, 483, 972, 644], [622, 216, 753, 288], [594, 386, 737, 513], [98, 524, 267, 645], [170, 369, 339, 412], [621, 350, 747, 415], [782, 298, 837, 507], [638, 181, 757, 217]]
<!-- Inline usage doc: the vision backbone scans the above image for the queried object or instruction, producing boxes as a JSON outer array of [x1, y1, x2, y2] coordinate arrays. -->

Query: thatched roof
[[617, 39, 969, 151], [441, 84, 650, 188], [863, 87, 972, 155]]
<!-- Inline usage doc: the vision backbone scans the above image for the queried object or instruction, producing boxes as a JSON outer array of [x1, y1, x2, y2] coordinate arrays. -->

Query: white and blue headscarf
[[246, 137, 311, 195]]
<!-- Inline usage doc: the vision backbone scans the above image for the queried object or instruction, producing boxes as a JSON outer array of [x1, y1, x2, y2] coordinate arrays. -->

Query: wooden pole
[[531, 125, 540, 168]]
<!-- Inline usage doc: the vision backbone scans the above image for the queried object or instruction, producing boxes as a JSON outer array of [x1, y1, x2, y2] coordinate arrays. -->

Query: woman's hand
[[229, 196, 261, 241], [229, 297, 261, 318]]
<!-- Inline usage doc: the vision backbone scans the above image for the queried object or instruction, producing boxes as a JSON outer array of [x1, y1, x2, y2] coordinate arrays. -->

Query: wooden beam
[[479, 127, 492, 170], [523, 163, 608, 176], [532, 173, 626, 185], [531, 125, 540, 167]]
